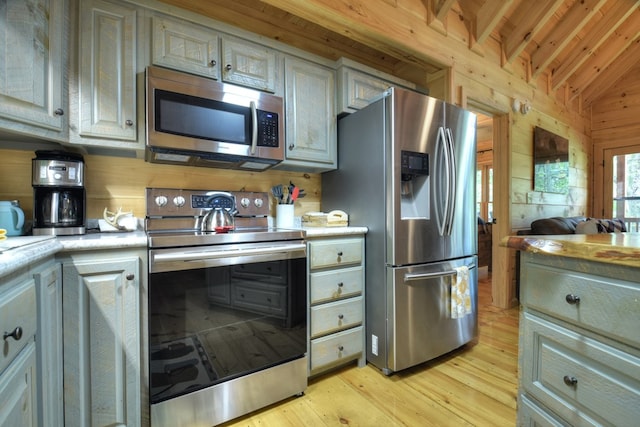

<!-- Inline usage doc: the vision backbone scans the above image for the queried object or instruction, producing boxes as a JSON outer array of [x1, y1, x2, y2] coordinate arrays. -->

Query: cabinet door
[[62, 256, 141, 427], [281, 57, 336, 171], [221, 36, 277, 92], [339, 67, 392, 113], [0, 0, 65, 132], [152, 14, 219, 79], [0, 341, 38, 427], [76, 0, 137, 142], [34, 264, 63, 427]]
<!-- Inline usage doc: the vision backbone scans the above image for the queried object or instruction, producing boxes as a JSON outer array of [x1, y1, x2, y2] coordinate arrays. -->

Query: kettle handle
[[11, 204, 24, 229]]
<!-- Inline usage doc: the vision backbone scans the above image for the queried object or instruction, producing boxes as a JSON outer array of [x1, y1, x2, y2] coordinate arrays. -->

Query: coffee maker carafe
[[32, 150, 86, 235]]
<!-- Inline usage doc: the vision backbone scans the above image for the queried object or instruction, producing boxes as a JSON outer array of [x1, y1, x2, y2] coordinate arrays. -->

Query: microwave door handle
[[250, 101, 258, 154]]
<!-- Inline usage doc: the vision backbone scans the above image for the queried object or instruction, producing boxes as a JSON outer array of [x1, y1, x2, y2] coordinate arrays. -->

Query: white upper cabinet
[[0, 0, 66, 135], [276, 56, 336, 172], [336, 58, 417, 115], [221, 35, 278, 93], [152, 14, 219, 79], [71, 0, 139, 147]]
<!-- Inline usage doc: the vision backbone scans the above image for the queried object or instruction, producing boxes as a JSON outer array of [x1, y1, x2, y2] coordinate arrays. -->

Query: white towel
[[451, 265, 472, 319]]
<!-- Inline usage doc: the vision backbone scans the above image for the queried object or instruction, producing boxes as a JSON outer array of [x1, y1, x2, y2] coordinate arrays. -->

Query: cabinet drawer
[[309, 238, 362, 270], [310, 296, 363, 338], [310, 266, 363, 304], [521, 262, 640, 346], [310, 326, 363, 371], [0, 279, 37, 373], [518, 394, 565, 427], [521, 312, 640, 427]]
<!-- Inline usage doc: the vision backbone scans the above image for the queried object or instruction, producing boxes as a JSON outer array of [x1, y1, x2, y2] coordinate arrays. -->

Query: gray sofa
[[517, 216, 626, 235]]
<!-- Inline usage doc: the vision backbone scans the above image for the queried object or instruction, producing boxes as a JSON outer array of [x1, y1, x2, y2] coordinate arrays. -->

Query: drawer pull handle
[[338, 345, 344, 351], [563, 375, 578, 387], [565, 294, 581, 304], [338, 314, 344, 320], [3, 326, 23, 342]]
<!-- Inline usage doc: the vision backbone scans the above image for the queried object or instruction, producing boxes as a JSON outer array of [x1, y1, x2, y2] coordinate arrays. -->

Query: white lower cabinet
[[518, 252, 640, 426], [0, 277, 38, 427], [60, 249, 145, 427], [34, 264, 64, 427], [307, 235, 366, 376], [0, 341, 37, 427]]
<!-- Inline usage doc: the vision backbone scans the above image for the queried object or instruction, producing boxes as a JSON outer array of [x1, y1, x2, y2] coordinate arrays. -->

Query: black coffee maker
[[32, 150, 86, 235]]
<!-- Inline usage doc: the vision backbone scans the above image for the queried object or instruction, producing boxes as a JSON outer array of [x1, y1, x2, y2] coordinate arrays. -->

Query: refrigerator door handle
[[434, 126, 449, 235], [444, 127, 457, 236], [404, 263, 476, 282]]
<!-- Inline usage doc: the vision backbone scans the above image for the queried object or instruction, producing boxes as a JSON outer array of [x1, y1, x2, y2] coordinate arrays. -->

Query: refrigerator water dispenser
[[400, 150, 429, 219]]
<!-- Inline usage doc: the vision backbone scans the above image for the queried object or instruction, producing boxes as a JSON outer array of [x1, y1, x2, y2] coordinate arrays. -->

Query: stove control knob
[[240, 197, 250, 208], [155, 196, 168, 207], [173, 196, 186, 207], [254, 198, 264, 208]]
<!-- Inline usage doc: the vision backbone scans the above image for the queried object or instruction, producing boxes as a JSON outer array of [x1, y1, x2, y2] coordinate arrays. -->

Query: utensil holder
[[276, 204, 295, 229]]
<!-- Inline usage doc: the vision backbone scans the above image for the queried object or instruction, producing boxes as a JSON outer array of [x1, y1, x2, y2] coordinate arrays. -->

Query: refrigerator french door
[[322, 87, 478, 374]]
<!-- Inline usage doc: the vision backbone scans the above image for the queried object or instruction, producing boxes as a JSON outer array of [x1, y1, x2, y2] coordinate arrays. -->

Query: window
[[477, 165, 493, 223], [612, 152, 640, 232]]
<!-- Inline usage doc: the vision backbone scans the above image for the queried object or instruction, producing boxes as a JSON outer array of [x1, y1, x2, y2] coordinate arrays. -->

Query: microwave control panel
[[257, 110, 279, 147]]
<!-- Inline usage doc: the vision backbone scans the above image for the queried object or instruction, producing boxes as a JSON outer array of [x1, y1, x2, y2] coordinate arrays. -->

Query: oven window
[[148, 258, 306, 403], [155, 89, 251, 145]]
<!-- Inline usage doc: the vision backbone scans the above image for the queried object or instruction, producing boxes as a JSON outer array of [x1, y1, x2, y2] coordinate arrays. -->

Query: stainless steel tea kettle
[[200, 192, 236, 233]]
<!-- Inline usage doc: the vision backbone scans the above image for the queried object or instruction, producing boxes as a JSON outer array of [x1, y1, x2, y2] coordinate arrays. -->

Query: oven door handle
[[152, 242, 307, 264]]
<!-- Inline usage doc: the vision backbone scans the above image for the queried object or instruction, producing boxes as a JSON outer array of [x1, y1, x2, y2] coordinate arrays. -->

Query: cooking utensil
[[291, 187, 300, 203], [271, 185, 284, 204]]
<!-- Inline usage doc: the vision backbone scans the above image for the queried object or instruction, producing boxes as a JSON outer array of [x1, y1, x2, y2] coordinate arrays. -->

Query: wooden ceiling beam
[[530, 0, 607, 79], [502, 0, 565, 63], [551, 1, 637, 90], [475, 0, 513, 45], [581, 36, 640, 105], [567, 11, 640, 101], [434, 0, 456, 22]]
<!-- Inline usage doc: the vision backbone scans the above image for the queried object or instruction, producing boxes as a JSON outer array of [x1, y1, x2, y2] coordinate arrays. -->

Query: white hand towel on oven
[[451, 265, 472, 319]]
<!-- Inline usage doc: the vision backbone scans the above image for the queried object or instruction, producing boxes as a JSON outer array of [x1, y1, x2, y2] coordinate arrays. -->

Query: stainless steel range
[[145, 188, 307, 427]]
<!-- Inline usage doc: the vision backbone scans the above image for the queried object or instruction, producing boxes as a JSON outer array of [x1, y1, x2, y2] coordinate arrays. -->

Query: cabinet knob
[[337, 282, 344, 288], [54, 108, 64, 116], [125, 119, 134, 127], [337, 251, 343, 257], [563, 375, 578, 387], [288, 143, 295, 151], [209, 59, 217, 67], [126, 274, 135, 281], [3, 326, 23, 341], [225, 64, 232, 71], [338, 345, 344, 352], [338, 314, 344, 320], [565, 294, 580, 304]]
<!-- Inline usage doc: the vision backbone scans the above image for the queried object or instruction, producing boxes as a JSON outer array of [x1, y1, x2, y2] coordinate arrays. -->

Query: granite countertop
[[56, 230, 148, 251], [1, 227, 367, 278], [501, 232, 640, 268], [0, 236, 63, 278]]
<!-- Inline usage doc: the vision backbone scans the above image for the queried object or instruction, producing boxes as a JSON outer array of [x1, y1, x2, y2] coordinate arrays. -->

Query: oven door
[[148, 241, 307, 404]]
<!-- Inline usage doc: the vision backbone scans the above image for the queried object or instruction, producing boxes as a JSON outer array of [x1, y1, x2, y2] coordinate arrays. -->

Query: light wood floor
[[221, 268, 520, 426]]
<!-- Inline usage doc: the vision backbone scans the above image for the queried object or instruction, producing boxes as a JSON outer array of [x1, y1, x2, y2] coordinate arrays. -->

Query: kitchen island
[[502, 233, 640, 426]]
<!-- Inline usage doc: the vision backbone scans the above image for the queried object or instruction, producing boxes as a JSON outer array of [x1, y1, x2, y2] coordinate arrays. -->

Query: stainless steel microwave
[[145, 66, 284, 171]]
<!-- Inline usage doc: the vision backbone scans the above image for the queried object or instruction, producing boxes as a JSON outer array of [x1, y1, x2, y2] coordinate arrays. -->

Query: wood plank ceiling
[[157, 0, 639, 108]]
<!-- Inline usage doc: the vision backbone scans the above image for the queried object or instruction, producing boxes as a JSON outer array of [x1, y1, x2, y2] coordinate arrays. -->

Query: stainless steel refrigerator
[[322, 87, 478, 375]]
